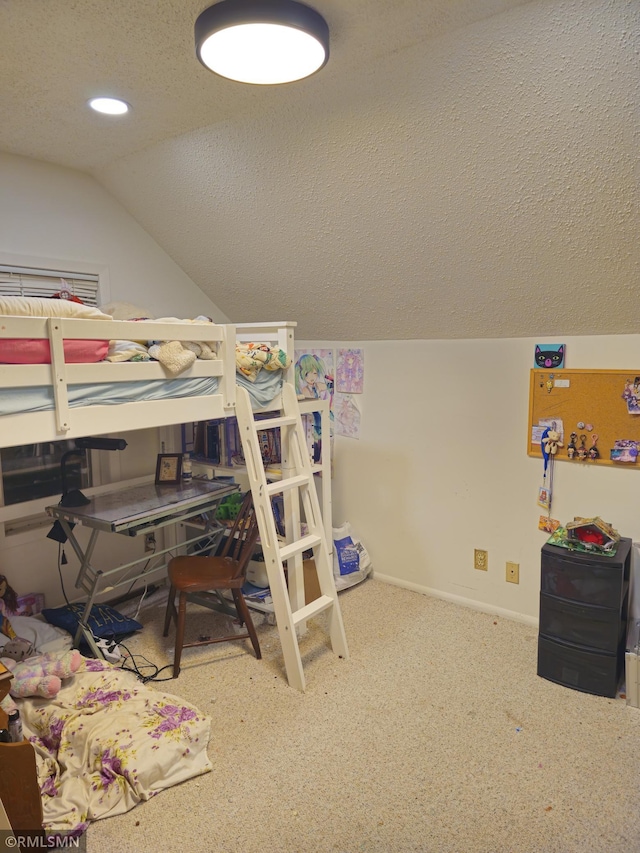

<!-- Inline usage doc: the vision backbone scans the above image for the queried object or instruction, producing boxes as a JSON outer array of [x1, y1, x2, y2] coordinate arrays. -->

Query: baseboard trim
[[372, 572, 539, 629]]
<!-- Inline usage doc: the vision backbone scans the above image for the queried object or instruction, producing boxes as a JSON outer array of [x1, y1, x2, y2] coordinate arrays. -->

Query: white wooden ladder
[[235, 382, 349, 691]]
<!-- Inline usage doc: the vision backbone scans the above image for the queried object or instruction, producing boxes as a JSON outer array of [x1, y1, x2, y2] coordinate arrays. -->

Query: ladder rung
[[266, 475, 310, 495], [292, 595, 334, 627], [279, 534, 321, 561], [254, 415, 296, 430]]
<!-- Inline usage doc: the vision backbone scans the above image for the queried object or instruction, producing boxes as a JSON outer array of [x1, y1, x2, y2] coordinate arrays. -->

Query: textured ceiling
[[1, 0, 638, 341]]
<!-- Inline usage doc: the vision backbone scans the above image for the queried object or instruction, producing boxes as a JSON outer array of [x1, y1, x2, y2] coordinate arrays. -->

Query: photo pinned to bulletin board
[[621, 376, 640, 414]]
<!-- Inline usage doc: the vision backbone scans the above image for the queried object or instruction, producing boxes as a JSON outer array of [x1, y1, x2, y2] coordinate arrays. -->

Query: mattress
[[0, 370, 283, 417]]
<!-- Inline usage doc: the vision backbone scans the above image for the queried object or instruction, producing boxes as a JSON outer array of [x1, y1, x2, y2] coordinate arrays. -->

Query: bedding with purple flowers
[[16, 655, 212, 835]]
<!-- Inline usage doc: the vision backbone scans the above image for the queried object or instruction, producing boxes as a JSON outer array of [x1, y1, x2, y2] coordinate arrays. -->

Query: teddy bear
[[0, 649, 82, 714], [542, 429, 563, 456]]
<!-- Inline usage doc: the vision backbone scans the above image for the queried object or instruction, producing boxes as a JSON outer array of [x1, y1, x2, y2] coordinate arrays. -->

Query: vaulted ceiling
[[1, 1, 637, 340]]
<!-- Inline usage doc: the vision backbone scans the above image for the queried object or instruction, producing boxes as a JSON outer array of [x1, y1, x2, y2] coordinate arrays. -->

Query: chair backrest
[[220, 491, 260, 579]]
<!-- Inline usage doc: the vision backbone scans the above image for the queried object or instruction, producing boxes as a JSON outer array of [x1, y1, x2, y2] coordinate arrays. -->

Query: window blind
[[0, 264, 99, 306]]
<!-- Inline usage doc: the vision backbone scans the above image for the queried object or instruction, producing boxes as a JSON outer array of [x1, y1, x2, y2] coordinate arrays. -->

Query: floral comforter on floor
[[18, 657, 212, 835]]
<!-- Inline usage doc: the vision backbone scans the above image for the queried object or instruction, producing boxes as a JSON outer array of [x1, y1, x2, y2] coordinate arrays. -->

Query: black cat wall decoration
[[534, 344, 565, 369]]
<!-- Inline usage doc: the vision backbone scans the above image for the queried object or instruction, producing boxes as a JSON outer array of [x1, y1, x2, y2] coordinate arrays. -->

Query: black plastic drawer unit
[[537, 635, 622, 699], [537, 537, 631, 697], [540, 540, 630, 608], [539, 592, 627, 654]]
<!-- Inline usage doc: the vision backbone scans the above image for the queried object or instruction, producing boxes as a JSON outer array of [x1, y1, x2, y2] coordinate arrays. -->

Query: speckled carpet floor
[[87, 578, 640, 853]]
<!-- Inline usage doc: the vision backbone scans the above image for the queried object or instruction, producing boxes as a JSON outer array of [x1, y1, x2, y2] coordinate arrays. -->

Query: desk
[[47, 479, 238, 658]]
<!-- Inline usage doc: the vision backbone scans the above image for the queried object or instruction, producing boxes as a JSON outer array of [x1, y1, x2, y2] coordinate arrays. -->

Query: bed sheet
[[0, 370, 283, 417], [19, 656, 212, 835]]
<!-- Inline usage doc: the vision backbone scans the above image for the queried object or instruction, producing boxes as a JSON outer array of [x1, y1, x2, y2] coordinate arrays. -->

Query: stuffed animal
[[1, 638, 35, 662], [542, 429, 563, 456], [0, 650, 82, 712], [148, 317, 217, 375]]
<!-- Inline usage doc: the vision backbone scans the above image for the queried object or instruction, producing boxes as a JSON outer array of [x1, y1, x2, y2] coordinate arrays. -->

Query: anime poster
[[334, 393, 361, 439], [294, 349, 334, 462], [294, 349, 334, 404], [336, 348, 364, 394]]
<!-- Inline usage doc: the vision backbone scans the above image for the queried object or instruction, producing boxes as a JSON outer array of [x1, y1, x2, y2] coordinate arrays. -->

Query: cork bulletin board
[[528, 369, 640, 468]]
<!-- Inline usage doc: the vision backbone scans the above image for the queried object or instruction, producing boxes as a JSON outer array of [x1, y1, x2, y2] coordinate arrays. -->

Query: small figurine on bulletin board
[[534, 344, 565, 369]]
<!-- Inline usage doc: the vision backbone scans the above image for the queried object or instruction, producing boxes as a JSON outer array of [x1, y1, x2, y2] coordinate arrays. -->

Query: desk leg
[[70, 528, 100, 593], [58, 525, 105, 659], [73, 581, 104, 659]]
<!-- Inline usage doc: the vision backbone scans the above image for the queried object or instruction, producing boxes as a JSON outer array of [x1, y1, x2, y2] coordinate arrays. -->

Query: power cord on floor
[[116, 640, 176, 683], [57, 542, 72, 606], [53, 544, 175, 683]]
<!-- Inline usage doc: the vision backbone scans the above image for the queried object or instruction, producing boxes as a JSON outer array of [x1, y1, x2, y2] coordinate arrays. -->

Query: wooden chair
[[163, 491, 262, 677]]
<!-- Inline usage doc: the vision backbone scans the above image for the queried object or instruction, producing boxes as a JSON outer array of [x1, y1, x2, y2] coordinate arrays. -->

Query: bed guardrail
[[0, 316, 297, 443]]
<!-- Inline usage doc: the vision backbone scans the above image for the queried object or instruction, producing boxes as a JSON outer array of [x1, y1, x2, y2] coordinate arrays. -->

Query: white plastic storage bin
[[626, 619, 639, 708]]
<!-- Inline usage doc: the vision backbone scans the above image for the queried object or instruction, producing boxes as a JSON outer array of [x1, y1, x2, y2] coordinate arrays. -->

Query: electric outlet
[[506, 561, 519, 584], [145, 533, 156, 552], [474, 549, 488, 571]]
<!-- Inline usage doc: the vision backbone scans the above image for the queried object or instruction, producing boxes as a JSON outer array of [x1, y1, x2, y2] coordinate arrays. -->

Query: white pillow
[[100, 301, 154, 321], [0, 615, 73, 654], [0, 296, 113, 320]]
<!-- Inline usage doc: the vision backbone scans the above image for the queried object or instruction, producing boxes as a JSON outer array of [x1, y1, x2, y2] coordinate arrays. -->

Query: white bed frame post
[[220, 323, 237, 411], [48, 318, 71, 435]]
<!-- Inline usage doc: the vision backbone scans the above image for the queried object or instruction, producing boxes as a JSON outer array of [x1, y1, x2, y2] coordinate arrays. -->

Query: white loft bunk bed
[[0, 313, 294, 444], [0, 310, 331, 541], [0, 305, 346, 691]]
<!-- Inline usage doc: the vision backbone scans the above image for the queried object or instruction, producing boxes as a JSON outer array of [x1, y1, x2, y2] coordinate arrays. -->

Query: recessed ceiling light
[[88, 97, 130, 115]]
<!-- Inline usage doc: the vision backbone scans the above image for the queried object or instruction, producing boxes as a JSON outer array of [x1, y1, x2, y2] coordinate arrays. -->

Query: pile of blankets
[[235, 342, 291, 382], [105, 317, 291, 379]]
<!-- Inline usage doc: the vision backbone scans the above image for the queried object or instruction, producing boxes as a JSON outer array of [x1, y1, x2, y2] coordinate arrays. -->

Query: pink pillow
[[0, 338, 109, 364]]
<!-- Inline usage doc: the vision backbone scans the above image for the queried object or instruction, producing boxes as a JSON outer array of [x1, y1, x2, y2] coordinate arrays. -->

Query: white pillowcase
[[99, 301, 154, 321], [0, 296, 113, 320], [0, 615, 73, 655]]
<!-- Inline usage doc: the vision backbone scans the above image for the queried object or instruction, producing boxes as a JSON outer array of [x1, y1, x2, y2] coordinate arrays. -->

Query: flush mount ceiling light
[[88, 97, 130, 115], [195, 0, 329, 85]]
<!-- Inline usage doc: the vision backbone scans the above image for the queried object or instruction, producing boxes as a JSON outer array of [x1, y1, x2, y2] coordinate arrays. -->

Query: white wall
[[0, 152, 228, 321], [0, 153, 229, 610], [300, 336, 640, 626], [2, 151, 636, 628]]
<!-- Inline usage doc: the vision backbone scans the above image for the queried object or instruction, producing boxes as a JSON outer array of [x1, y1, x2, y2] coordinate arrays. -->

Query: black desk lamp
[[47, 436, 127, 544], [59, 436, 127, 507]]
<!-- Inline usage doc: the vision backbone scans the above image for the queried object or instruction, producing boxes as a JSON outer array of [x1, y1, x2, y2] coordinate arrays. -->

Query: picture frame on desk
[[155, 454, 182, 485]]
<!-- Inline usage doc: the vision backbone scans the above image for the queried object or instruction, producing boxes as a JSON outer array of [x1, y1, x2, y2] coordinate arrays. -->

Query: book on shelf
[[271, 494, 285, 538], [205, 421, 221, 464], [192, 420, 223, 464]]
